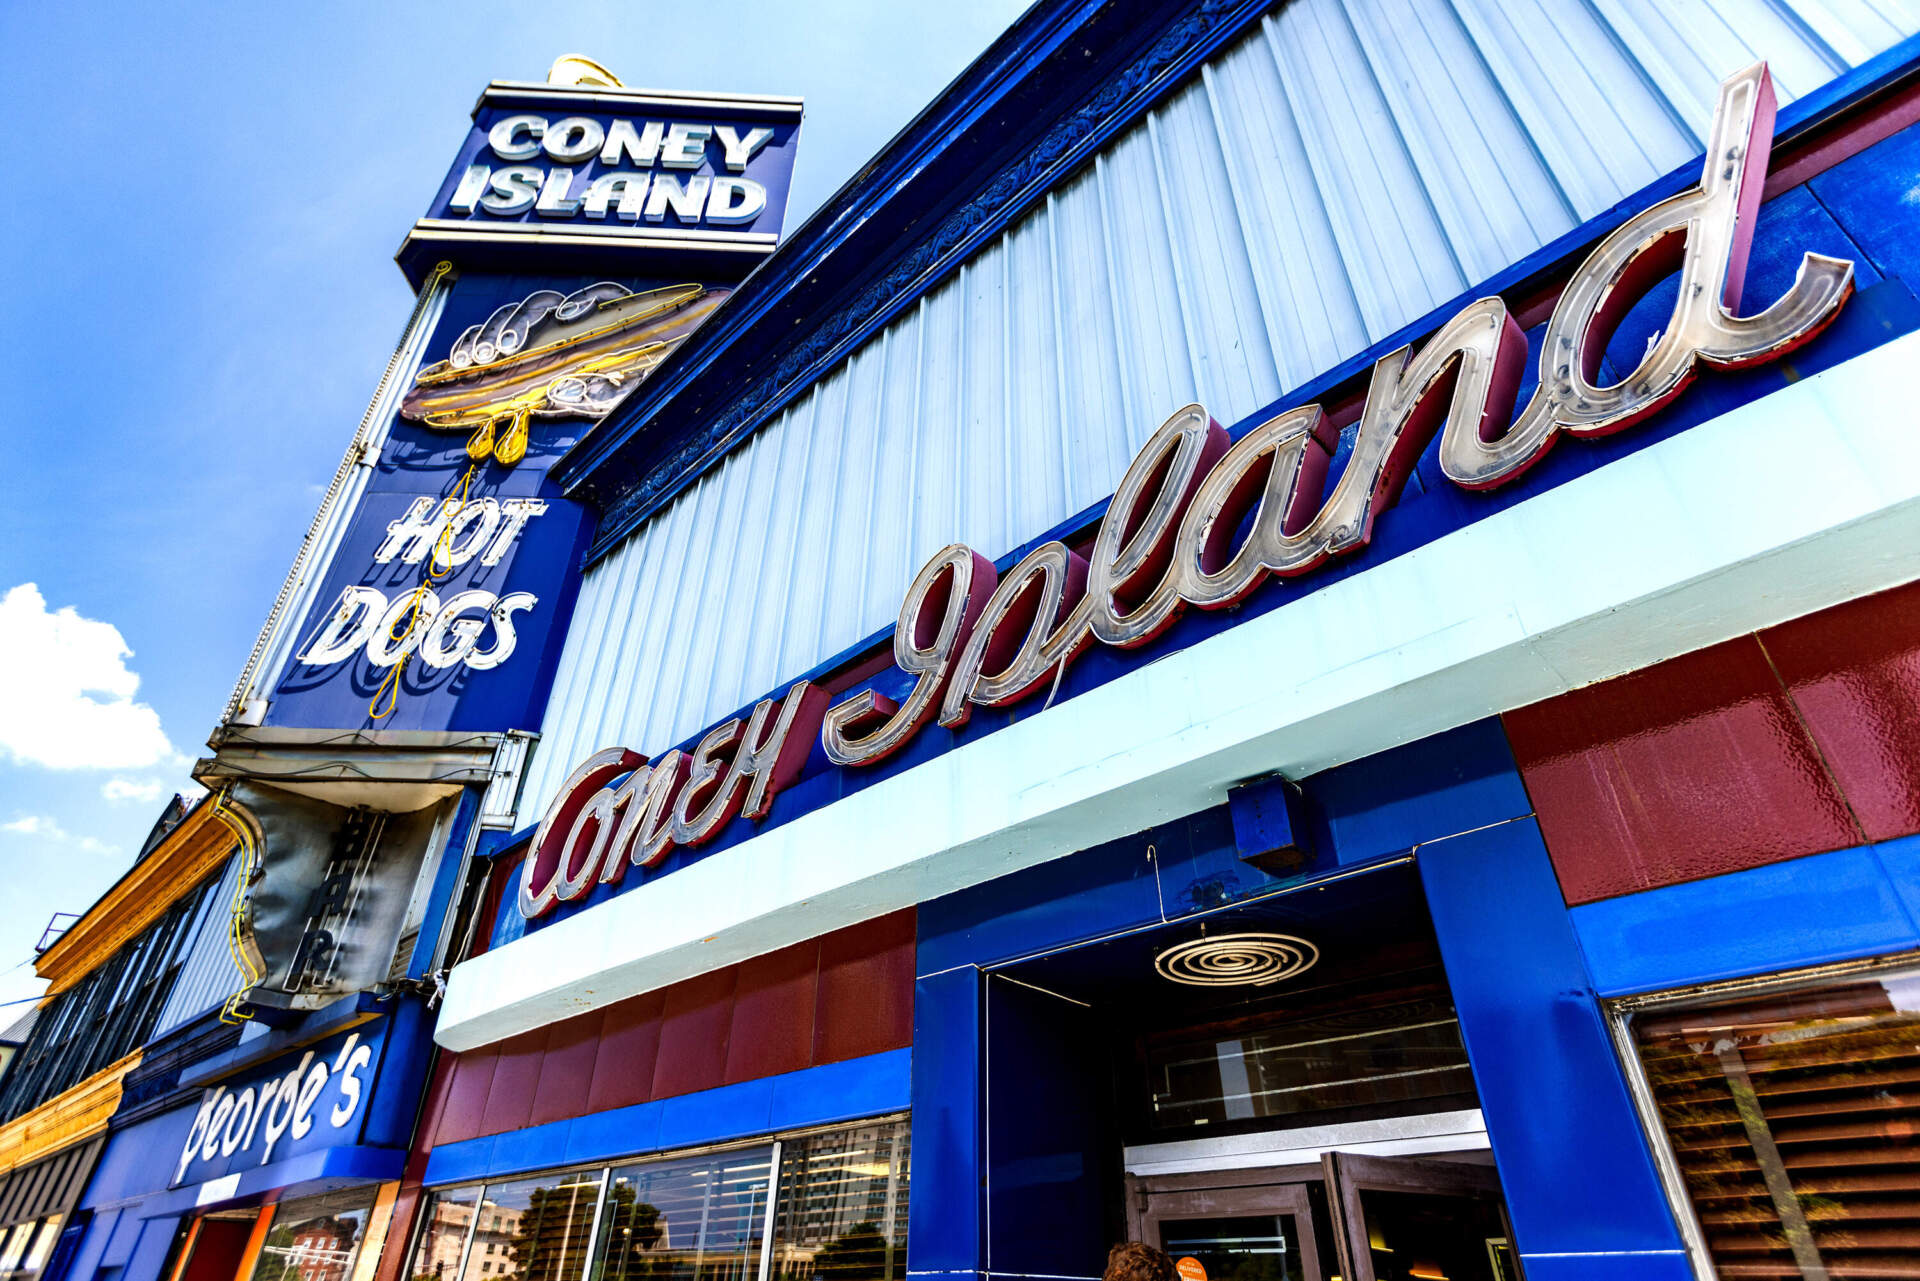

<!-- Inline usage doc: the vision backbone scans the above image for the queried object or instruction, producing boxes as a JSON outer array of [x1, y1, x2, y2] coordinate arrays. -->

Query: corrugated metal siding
[[151, 852, 245, 1037], [520, 0, 1918, 819]]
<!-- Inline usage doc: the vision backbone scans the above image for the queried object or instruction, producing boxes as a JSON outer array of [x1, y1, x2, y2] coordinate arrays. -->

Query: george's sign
[[520, 62, 1852, 920], [172, 1028, 378, 1187]]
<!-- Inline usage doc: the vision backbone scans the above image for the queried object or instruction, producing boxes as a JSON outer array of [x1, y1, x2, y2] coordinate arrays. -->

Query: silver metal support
[[1603, 1005, 1732, 1281], [576, 1167, 612, 1281], [480, 731, 539, 830], [757, 1139, 782, 1281], [221, 265, 454, 726], [452, 1184, 486, 1281]]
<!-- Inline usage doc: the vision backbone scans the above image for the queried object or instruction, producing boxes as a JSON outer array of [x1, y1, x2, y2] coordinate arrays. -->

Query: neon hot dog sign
[[519, 63, 1853, 920]]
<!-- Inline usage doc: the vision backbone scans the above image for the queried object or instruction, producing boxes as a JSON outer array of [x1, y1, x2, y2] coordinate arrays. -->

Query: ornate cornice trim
[[36, 802, 233, 994], [0, 1051, 140, 1176]]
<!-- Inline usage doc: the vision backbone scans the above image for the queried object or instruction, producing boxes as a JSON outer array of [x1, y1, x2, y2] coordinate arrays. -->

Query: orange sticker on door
[[1175, 1258, 1207, 1281]]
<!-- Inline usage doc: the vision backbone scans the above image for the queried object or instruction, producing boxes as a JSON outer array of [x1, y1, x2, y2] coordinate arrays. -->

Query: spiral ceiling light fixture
[[1153, 932, 1320, 988]]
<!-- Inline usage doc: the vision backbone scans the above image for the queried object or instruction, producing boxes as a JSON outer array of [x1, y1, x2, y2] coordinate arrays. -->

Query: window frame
[[1603, 947, 1920, 1281], [407, 1114, 911, 1281]]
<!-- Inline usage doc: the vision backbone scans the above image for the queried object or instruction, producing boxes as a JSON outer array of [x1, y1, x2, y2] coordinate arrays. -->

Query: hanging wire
[[210, 788, 266, 1024]]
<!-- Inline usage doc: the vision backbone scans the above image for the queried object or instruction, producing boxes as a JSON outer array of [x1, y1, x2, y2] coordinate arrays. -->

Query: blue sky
[[0, 0, 1030, 1012]]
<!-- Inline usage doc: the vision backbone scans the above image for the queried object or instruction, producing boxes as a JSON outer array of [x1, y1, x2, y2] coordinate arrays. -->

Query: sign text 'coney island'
[[519, 62, 1852, 919]]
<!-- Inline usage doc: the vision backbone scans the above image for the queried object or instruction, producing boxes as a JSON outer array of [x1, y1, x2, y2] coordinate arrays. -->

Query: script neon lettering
[[519, 63, 1851, 921]]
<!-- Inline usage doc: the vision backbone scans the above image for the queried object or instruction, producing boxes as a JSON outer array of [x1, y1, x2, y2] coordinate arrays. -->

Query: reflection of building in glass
[[288, 1217, 361, 1281], [253, 1198, 371, 1281], [473, 1205, 523, 1277], [413, 1199, 474, 1281], [410, 1122, 912, 1281], [771, 1124, 910, 1281]]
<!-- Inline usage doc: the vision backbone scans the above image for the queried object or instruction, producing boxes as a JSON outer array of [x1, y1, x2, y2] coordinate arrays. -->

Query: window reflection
[[410, 1186, 481, 1281], [250, 1193, 374, 1281], [407, 1119, 911, 1281], [1147, 989, 1474, 1131], [768, 1123, 909, 1281], [590, 1149, 771, 1281], [1633, 968, 1920, 1279], [474, 1173, 602, 1281]]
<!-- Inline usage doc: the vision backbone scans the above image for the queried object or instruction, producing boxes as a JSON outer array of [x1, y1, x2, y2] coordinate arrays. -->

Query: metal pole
[[756, 1141, 782, 1281]]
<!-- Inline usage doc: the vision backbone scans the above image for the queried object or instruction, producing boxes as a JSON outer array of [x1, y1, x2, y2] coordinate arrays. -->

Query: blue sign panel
[[170, 1023, 388, 1189], [265, 269, 739, 732], [424, 89, 801, 242], [264, 423, 592, 733]]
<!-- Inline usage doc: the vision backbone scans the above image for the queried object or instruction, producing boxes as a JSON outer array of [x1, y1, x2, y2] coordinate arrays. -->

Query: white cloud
[[0, 813, 115, 855], [0, 584, 177, 771], [102, 777, 168, 805]]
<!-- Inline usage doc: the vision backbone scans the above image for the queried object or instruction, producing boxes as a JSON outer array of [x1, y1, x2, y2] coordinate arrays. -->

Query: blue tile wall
[[420, 1049, 910, 1185], [983, 977, 1109, 1280], [1812, 119, 1920, 288], [907, 969, 983, 1276], [1419, 818, 1690, 1271], [1573, 832, 1920, 998]]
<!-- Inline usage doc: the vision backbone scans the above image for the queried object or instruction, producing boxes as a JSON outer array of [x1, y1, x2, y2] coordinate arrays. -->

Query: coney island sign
[[398, 75, 802, 284], [269, 65, 787, 733], [520, 62, 1854, 919]]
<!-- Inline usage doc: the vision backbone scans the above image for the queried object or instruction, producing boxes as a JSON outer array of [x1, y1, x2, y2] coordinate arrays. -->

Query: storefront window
[[1146, 990, 1475, 1131], [21, 1220, 59, 1275], [411, 1186, 482, 1281], [768, 1121, 910, 1281], [251, 1192, 376, 1281], [591, 1148, 772, 1281], [0, 1223, 31, 1275], [1627, 965, 1920, 1278], [474, 1172, 602, 1281], [409, 1119, 911, 1281]]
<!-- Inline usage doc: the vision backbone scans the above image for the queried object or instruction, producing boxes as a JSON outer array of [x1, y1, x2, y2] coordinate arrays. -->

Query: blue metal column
[[907, 966, 985, 1281], [1420, 816, 1692, 1280]]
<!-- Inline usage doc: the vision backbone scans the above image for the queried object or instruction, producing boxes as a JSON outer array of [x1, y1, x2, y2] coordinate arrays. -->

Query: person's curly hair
[[1104, 1242, 1176, 1281]]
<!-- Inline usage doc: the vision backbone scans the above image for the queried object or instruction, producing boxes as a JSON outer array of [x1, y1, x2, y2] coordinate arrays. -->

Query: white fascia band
[[437, 332, 1920, 1051]]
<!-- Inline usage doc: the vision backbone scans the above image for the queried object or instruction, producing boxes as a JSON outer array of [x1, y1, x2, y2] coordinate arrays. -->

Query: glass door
[[1318, 1154, 1517, 1281], [1136, 1181, 1325, 1281]]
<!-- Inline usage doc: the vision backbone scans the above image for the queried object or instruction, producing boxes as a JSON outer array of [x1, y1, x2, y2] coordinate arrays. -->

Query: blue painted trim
[[137, 1145, 405, 1219], [1419, 817, 1687, 1258], [359, 994, 437, 1152], [476, 825, 536, 862], [420, 1047, 911, 1186], [569, 27, 1920, 564], [1573, 832, 1920, 998]]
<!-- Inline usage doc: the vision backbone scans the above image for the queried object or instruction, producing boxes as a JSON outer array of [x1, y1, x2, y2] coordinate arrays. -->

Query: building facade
[[0, 797, 249, 1281], [39, 5, 1920, 1281], [384, 5, 1920, 1281]]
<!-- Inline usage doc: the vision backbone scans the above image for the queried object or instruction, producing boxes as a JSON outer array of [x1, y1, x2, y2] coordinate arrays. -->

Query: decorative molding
[[116, 1018, 245, 1125], [0, 1051, 140, 1176], [578, 0, 1269, 561], [35, 804, 234, 995]]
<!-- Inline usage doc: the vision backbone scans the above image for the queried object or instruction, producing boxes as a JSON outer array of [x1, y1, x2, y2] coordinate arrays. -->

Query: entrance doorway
[[1129, 1153, 1518, 1281], [984, 860, 1524, 1281]]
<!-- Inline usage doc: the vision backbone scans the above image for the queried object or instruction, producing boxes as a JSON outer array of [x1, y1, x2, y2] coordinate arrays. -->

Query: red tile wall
[[1507, 580, 1920, 905], [1762, 584, 1920, 841], [429, 908, 916, 1145]]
